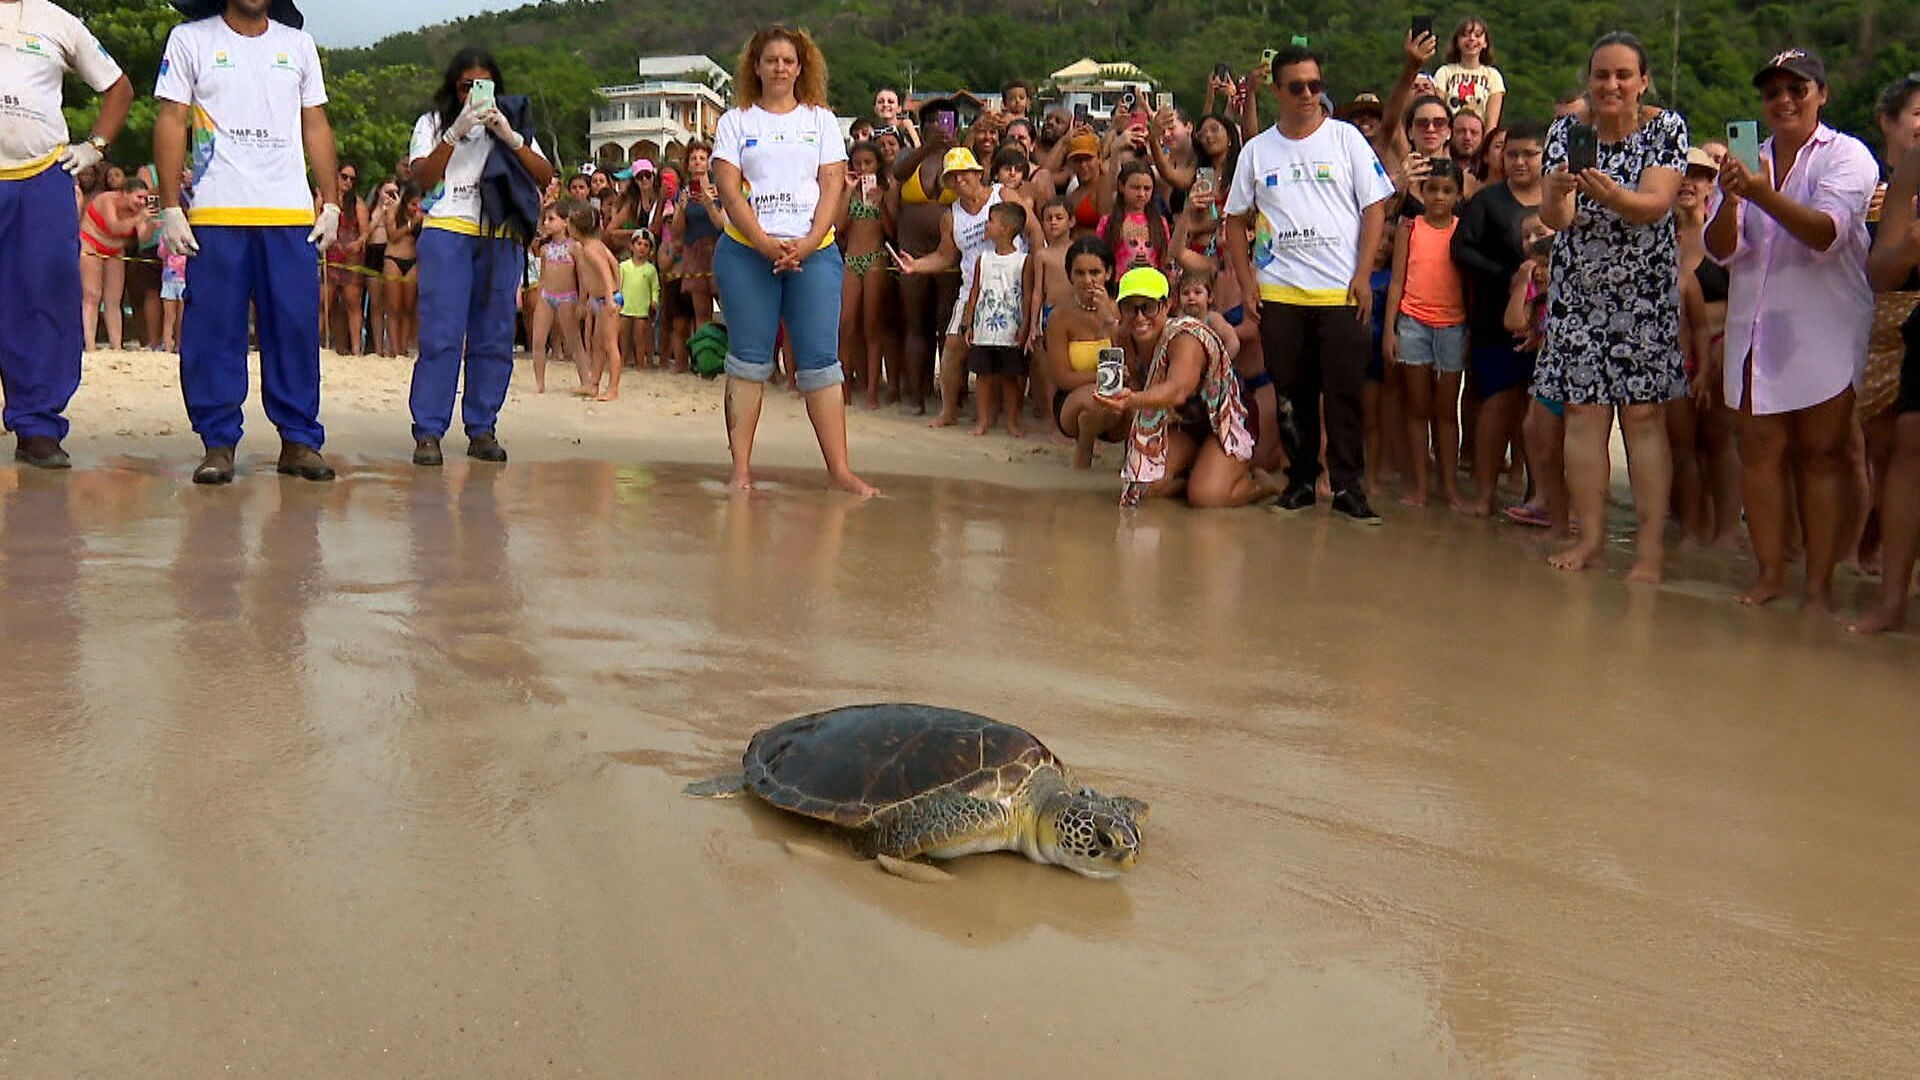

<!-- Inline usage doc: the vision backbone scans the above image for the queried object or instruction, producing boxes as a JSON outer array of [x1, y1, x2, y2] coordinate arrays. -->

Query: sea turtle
[[686, 704, 1146, 879]]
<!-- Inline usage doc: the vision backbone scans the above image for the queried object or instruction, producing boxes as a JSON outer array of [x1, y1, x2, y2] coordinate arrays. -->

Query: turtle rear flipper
[[684, 773, 748, 797]]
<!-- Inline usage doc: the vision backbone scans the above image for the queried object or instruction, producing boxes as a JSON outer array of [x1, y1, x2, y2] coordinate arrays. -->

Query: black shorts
[[967, 344, 1027, 377], [1470, 343, 1537, 399]]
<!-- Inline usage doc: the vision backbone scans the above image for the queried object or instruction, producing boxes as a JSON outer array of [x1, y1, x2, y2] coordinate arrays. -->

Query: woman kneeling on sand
[[1096, 268, 1275, 508]]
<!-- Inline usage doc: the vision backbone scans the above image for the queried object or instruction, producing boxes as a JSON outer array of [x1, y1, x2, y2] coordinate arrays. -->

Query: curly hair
[[734, 26, 829, 110]]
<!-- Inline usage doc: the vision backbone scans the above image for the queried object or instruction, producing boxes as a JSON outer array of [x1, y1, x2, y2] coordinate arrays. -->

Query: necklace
[[1075, 292, 1100, 312]]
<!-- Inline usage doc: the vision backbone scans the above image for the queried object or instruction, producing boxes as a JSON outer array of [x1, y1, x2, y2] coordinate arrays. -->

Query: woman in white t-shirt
[[1433, 17, 1506, 128], [406, 47, 553, 467], [710, 26, 876, 496]]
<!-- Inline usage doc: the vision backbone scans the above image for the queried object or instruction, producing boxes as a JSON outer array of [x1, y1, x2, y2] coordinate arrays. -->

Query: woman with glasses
[[1096, 267, 1271, 508], [1706, 49, 1877, 612], [320, 164, 369, 355], [1537, 32, 1688, 582]]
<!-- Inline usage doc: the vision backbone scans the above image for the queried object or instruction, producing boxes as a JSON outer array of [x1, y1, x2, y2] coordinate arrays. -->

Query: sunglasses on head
[[1761, 80, 1815, 103], [1285, 79, 1326, 97]]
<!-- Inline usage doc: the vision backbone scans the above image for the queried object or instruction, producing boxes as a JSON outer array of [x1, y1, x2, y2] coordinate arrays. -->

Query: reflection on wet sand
[[1, 458, 1916, 1076]]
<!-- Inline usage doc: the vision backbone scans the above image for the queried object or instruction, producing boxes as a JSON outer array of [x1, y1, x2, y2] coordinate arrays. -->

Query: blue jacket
[[479, 94, 543, 244]]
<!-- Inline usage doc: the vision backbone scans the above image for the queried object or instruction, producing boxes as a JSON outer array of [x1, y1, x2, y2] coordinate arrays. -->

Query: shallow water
[[1, 457, 1916, 1077]]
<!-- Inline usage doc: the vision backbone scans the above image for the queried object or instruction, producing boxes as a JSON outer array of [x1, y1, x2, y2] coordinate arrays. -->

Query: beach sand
[[2, 350, 1917, 1077]]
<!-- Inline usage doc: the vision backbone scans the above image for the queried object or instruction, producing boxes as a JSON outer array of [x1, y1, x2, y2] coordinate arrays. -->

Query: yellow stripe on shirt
[[1258, 283, 1352, 306], [0, 150, 63, 182]]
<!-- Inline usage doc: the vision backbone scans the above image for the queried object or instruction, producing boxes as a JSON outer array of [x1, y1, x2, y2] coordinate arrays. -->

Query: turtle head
[[1036, 787, 1145, 878]]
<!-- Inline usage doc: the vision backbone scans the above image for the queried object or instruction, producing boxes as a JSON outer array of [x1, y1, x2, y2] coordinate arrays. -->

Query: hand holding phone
[[467, 77, 495, 113], [1095, 346, 1127, 398], [1725, 121, 1762, 174], [1411, 14, 1435, 40], [1566, 122, 1598, 174]]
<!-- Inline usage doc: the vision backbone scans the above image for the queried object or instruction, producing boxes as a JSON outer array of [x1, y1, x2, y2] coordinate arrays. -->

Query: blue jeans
[[712, 235, 844, 392], [411, 227, 523, 440]]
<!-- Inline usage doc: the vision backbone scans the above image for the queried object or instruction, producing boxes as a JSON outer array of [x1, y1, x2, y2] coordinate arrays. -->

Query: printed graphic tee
[[712, 103, 845, 242], [0, 0, 123, 176], [1226, 118, 1393, 305]]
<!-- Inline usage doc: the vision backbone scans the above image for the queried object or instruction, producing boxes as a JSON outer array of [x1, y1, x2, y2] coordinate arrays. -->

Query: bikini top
[[85, 199, 135, 240], [542, 240, 574, 265], [902, 164, 957, 207]]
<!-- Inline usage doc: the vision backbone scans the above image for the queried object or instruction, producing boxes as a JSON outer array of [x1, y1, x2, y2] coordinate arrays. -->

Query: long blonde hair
[[734, 26, 829, 110]]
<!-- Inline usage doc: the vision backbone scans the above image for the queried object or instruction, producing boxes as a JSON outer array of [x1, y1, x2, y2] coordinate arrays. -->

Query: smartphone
[[1212, 62, 1233, 82], [467, 77, 495, 112], [1120, 91, 1135, 111], [860, 173, 876, 195], [1155, 92, 1174, 112], [1291, 35, 1310, 46], [1566, 122, 1598, 174], [1194, 166, 1218, 198], [1411, 14, 1434, 39], [1261, 47, 1277, 66], [1096, 347, 1126, 397], [884, 240, 906, 268], [1726, 120, 1762, 173], [1072, 102, 1089, 126], [934, 112, 957, 138]]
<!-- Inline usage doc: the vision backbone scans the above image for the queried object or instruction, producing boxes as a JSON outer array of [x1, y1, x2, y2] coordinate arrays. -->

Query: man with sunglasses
[[1225, 44, 1393, 523], [153, 0, 343, 484]]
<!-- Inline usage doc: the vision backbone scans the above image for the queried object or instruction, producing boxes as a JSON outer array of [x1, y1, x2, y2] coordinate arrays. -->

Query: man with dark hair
[[1225, 45, 1393, 523], [155, 0, 343, 484], [0, 0, 134, 468]]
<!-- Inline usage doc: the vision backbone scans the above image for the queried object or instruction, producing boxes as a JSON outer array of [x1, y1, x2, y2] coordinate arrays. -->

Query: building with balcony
[[590, 54, 732, 167], [1048, 58, 1158, 121]]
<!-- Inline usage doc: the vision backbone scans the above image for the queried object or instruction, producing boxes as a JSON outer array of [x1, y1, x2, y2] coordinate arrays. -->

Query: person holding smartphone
[[710, 26, 876, 496], [1705, 48, 1877, 613], [1536, 32, 1687, 582], [405, 47, 555, 466]]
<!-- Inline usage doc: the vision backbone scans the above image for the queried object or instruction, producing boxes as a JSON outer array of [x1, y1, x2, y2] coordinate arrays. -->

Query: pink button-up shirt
[[1718, 123, 1877, 415]]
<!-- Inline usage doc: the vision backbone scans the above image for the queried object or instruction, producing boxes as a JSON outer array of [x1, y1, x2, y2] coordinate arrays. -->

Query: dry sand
[[2, 349, 1917, 1078]]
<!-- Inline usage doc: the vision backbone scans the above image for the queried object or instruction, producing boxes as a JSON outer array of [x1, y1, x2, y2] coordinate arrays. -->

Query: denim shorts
[[1395, 315, 1467, 373], [712, 235, 844, 392]]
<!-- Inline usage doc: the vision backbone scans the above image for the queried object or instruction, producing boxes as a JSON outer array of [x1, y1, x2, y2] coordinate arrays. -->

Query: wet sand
[[3, 355, 1919, 1077]]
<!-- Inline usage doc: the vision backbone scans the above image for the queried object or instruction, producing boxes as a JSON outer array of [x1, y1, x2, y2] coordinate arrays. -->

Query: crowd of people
[[5, 0, 1920, 633]]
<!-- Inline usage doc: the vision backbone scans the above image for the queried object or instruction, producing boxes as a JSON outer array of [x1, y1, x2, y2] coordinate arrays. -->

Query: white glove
[[307, 202, 340, 250], [158, 207, 199, 256], [444, 103, 483, 143], [481, 107, 524, 150], [59, 140, 104, 175]]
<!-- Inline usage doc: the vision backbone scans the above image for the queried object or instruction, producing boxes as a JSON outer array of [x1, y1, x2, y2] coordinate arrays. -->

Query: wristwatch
[[86, 134, 109, 153]]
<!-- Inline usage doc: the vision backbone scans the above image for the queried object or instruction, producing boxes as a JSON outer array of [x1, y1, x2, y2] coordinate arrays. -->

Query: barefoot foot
[[1548, 543, 1606, 571], [828, 469, 880, 497], [1736, 577, 1786, 606]]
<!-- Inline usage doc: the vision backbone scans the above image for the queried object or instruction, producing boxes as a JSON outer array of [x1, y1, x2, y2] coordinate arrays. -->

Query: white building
[[590, 54, 732, 166]]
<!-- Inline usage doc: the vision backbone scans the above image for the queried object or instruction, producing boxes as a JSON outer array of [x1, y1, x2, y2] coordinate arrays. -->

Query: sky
[[302, 0, 532, 49]]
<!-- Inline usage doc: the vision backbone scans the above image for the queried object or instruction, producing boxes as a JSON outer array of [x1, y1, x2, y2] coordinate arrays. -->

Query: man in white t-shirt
[[0, 0, 133, 468], [1225, 44, 1392, 524], [153, 0, 344, 485]]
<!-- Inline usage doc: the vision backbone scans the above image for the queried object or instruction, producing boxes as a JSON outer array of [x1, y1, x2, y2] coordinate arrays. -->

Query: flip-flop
[[1503, 504, 1552, 528]]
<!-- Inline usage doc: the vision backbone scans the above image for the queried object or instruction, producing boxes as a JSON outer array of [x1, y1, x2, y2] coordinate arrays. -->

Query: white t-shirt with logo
[[1226, 118, 1394, 305], [409, 110, 543, 234], [711, 103, 845, 241], [154, 16, 326, 227], [0, 0, 124, 176]]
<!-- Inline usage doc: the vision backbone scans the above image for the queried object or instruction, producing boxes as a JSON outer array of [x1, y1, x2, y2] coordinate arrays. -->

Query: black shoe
[[466, 433, 508, 463], [1331, 487, 1383, 526], [1275, 482, 1317, 512], [412, 437, 444, 467], [276, 442, 336, 482], [193, 446, 236, 485], [15, 435, 71, 470]]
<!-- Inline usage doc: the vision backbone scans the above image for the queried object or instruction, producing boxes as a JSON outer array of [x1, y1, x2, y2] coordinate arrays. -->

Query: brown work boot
[[466, 433, 508, 463], [14, 435, 71, 470], [412, 437, 444, 467], [276, 442, 336, 481], [192, 446, 236, 485]]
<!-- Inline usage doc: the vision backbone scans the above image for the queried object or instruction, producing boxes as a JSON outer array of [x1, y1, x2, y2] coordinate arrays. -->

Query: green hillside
[[65, 0, 1920, 179]]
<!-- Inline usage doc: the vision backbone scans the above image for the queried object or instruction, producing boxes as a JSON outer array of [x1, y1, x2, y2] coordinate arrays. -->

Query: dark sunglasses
[[339, 171, 357, 181], [1761, 80, 1815, 103], [1120, 298, 1163, 316], [1285, 78, 1327, 97], [1413, 117, 1450, 130]]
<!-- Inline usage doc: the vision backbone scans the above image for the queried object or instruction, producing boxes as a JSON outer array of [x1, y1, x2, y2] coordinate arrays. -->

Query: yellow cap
[[941, 147, 984, 175], [1115, 267, 1170, 303]]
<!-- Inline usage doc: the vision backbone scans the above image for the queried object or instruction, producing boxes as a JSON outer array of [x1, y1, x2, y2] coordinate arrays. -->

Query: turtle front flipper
[[684, 773, 749, 798], [861, 790, 1018, 861]]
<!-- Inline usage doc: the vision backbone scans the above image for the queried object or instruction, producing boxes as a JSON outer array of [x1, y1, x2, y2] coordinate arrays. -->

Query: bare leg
[[1848, 412, 1920, 633], [1062, 387, 1119, 468], [1737, 403, 1791, 605], [1703, 399, 1743, 546], [1858, 409, 1897, 569], [970, 374, 999, 436], [1550, 403, 1612, 571], [341, 280, 364, 356], [861, 268, 888, 408], [1188, 441, 1281, 508], [597, 316, 624, 401], [1667, 394, 1707, 543], [801, 382, 879, 496], [1789, 388, 1856, 614], [895, 273, 934, 413], [1436, 370, 1467, 509], [80, 255, 104, 350], [1619, 402, 1672, 584], [724, 376, 765, 490], [102, 256, 126, 350], [1470, 387, 1526, 515], [1400, 364, 1432, 506], [1005, 376, 1027, 437], [930, 333, 968, 427]]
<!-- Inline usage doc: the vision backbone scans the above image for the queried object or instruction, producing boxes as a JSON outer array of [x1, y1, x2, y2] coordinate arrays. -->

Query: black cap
[[1752, 48, 1825, 88], [170, 0, 305, 30]]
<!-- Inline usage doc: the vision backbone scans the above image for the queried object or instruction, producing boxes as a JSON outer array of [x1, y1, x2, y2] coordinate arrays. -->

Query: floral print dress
[[1534, 110, 1689, 406], [1120, 317, 1253, 506]]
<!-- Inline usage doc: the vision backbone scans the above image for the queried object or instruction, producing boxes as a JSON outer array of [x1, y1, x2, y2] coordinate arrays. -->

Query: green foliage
[[47, 0, 1920, 182]]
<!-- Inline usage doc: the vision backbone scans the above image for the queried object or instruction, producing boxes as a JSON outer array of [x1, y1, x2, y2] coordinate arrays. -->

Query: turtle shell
[[741, 704, 1061, 828]]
